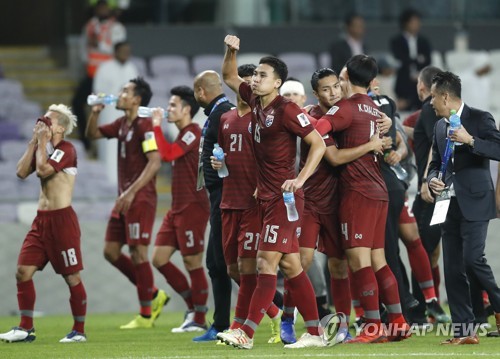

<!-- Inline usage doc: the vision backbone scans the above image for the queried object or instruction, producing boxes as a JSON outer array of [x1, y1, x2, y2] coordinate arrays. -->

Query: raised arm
[[222, 35, 244, 93], [35, 123, 56, 179], [16, 125, 38, 179], [85, 104, 105, 140]]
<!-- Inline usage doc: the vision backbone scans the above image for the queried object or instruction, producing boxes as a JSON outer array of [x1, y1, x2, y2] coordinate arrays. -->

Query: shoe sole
[[0, 335, 36, 343]]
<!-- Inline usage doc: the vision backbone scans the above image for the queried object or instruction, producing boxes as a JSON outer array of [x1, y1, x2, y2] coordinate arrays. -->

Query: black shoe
[[426, 300, 451, 323]]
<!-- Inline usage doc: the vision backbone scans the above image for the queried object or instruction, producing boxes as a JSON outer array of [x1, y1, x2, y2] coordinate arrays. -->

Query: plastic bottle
[[385, 152, 409, 182], [283, 191, 299, 222], [137, 106, 168, 119], [87, 94, 118, 106], [449, 109, 462, 146], [212, 143, 229, 178]]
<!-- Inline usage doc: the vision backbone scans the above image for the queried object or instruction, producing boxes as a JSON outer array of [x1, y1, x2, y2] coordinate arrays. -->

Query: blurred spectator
[[390, 8, 431, 111], [93, 41, 138, 183], [72, 0, 127, 151], [329, 13, 366, 74]]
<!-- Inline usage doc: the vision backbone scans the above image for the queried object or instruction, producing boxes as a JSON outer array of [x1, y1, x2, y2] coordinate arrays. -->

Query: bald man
[[192, 71, 235, 341]]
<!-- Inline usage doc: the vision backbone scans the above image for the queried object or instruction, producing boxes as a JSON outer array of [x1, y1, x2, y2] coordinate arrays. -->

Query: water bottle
[[87, 93, 118, 106], [138, 106, 167, 119], [385, 152, 409, 182], [449, 109, 462, 146], [212, 143, 229, 178], [283, 191, 299, 222]]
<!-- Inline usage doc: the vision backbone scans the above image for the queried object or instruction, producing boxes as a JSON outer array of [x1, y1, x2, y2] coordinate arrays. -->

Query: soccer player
[[218, 35, 326, 349], [316, 56, 409, 343], [150, 86, 210, 333], [0, 105, 87, 343], [86, 77, 168, 329], [211, 64, 282, 343]]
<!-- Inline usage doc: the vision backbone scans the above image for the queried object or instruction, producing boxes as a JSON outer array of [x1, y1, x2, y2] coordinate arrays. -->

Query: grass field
[[0, 311, 499, 359]]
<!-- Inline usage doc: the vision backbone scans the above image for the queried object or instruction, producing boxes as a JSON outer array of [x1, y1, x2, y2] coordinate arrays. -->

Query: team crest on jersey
[[296, 227, 301, 238], [181, 131, 196, 145], [126, 130, 134, 142], [265, 115, 274, 127], [326, 105, 339, 115], [50, 149, 65, 163], [296, 113, 310, 127]]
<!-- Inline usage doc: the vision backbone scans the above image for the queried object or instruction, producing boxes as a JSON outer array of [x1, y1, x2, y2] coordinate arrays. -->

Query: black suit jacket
[[390, 34, 431, 99], [329, 38, 366, 75], [427, 105, 500, 221]]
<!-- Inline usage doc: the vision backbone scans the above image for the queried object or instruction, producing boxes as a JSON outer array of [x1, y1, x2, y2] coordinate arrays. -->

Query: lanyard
[[438, 131, 454, 181], [196, 96, 229, 190]]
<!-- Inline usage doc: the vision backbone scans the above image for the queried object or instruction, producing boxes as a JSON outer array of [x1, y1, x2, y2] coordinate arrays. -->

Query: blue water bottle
[[283, 191, 299, 222], [212, 143, 229, 178], [449, 109, 462, 146], [87, 93, 118, 106], [138, 106, 168, 119]]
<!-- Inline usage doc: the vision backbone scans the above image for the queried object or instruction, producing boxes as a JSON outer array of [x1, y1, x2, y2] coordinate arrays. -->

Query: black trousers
[[206, 186, 232, 331], [71, 75, 93, 150], [442, 198, 500, 337]]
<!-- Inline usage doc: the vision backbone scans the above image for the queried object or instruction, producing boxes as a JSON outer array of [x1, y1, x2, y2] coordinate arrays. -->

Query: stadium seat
[[0, 139, 29, 162], [318, 52, 331, 69], [237, 53, 271, 67], [278, 52, 317, 78], [150, 55, 191, 78], [130, 56, 148, 77], [191, 54, 224, 75]]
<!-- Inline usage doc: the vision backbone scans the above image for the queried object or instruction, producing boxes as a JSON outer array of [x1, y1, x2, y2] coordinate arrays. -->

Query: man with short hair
[[427, 71, 500, 344], [86, 77, 167, 329], [0, 105, 87, 343], [219, 35, 326, 349], [150, 86, 210, 333]]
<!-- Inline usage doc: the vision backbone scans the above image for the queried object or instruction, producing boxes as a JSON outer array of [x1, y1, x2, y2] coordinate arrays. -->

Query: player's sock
[[281, 279, 295, 320], [241, 274, 276, 338], [405, 238, 437, 302], [233, 273, 256, 328], [266, 302, 280, 318], [135, 262, 154, 317], [287, 271, 320, 336], [17, 280, 35, 330], [349, 270, 364, 320], [432, 266, 441, 302], [69, 281, 87, 333], [157, 262, 194, 309], [375, 265, 403, 322], [112, 254, 137, 285], [331, 277, 352, 321], [188, 267, 208, 324], [352, 267, 380, 325]]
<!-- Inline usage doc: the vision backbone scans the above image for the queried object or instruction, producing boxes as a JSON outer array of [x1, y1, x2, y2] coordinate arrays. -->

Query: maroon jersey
[[218, 109, 257, 209], [239, 82, 314, 200], [32, 140, 78, 175], [300, 105, 338, 214], [171, 123, 209, 213], [320, 94, 388, 201], [99, 116, 157, 204]]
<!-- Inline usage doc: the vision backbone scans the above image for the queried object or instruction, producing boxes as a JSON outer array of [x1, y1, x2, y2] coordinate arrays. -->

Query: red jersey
[[239, 82, 314, 200], [99, 115, 157, 205], [402, 109, 421, 152], [300, 105, 338, 214], [319, 94, 388, 201], [32, 140, 78, 175], [169, 123, 209, 213], [218, 109, 257, 210]]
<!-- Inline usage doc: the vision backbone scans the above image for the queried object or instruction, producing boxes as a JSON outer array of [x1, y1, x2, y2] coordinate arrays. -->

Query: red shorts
[[303, 210, 344, 260], [257, 195, 302, 254], [399, 198, 417, 224], [105, 201, 156, 246], [221, 206, 261, 265], [155, 203, 209, 256], [339, 191, 388, 250], [18, 206, 83, 275]]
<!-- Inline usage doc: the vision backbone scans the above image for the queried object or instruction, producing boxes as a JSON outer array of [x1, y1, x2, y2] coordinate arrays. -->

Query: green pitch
[[0, 312, 499, 359]]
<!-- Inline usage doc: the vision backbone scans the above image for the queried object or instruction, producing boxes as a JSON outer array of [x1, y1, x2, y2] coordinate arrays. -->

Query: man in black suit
[[390, 8, 431, 111], [427, 71, 500, 344], [329, 13, 366, 75]]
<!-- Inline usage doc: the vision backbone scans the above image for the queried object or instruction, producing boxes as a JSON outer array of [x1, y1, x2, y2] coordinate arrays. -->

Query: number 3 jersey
[[218, 109, 257, 209]]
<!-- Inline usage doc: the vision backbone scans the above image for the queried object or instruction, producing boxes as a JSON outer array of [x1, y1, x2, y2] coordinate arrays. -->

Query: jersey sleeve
[[320, 101, 353, 133], [153, 126, 185, 162], [98, 118, 122, 139], [48, 142, 77, 173], [138, 118, 158, 153], [282, 104, 315, 139], [175, 126, 200, 154], [239, 82, 255, 107]]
